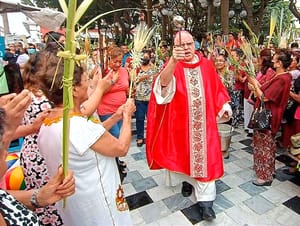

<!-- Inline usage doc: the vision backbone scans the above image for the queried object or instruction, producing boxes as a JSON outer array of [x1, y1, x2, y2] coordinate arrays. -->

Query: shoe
[[200, 207, 216, 221], [247, 133, 253, 137], [181, 182, 193, 197], [222, 150, 229, 159], [252, 180, 272, 186], [136, 139, 144, 147]]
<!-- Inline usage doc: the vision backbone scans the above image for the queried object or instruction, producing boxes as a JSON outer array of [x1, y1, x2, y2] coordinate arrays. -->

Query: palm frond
[[267, 10, 277, 48], [239, 39, 256, 77], [74, 0, 94, 24], [58, 0, 68, 16], [128, 23, 156, 98]]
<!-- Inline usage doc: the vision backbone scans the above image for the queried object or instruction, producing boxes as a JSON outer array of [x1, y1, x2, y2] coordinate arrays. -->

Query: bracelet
[[30, 189, 42, 208]]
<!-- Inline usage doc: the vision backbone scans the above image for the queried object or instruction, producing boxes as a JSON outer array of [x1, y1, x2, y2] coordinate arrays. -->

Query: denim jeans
[[135, 100, 149, 140], [99, 113, 122, 138]]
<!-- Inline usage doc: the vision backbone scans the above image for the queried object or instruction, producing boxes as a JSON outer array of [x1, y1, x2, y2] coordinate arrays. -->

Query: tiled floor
[[122, 126, 300, 226]]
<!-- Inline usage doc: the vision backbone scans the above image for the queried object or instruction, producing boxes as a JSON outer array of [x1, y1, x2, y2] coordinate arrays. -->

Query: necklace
[[43, 112, 100, 126]]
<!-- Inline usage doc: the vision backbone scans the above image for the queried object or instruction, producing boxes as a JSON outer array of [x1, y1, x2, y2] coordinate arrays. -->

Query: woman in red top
[[248, 49, 292, 186], [97, 47, 129, 182]]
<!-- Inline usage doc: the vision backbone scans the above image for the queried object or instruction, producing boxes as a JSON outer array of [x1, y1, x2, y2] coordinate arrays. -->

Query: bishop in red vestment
[[145, 31, 231, 221]]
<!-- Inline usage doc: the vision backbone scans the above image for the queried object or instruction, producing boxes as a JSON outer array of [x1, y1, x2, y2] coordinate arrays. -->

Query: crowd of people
[[0, 27, 299, 225]]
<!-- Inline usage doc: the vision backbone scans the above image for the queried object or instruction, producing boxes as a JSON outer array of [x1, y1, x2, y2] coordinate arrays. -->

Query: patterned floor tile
[[274, 167, 296, 182], [243, 195, 276, 215], [131, 151, 146, 161], [223, 151, 238, 163], [181, 203, 202, 225], [275, 154, 295, 165], [242, 146, 253, 155], [147, 211, 193, 226], [124, 170, 143, 184], [221, 187, 251, 205], [147, 185, 176, 202], [125, 122, 299, 225], [239, 138, 253, 146], [163, 193, 194, 212], [235, 168, 255, 181], [289, 175, 300, 186], [214, 193, 235, 213], [283, 196, 300, 215], [216, 180, 231, 194], [126, 191, 153, 210], [131, 177, 158, 192], [221, 173, 249, 188], [138, 201, 172, 224], [239, 181, 268, 196], [260, 186, 291, 205]]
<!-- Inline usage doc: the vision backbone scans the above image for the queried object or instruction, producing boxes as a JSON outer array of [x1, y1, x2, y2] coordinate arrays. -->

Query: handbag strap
[[260, 93, 265, 110]]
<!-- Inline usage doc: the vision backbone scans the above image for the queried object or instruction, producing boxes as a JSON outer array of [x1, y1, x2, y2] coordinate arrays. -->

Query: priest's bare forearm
[[160, 57, 177, 87]]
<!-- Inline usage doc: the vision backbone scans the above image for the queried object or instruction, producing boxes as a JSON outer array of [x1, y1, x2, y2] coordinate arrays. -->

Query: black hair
[[291, 42, 299, 49], [260, 49, 274, 75], [231, 48, 244, 58], [44, 31, 64, 44], [276, 49, 292, 69]]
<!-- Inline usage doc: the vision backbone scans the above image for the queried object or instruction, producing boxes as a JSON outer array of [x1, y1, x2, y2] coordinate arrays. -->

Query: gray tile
[[123, 120, 299, 225], [243, 195, 276, 215], [235, 169, 255, 181], [123, 170, 143, 184], [214, 194, 235, 213], [216, 180, 231, 194], [234, 158, 253, 169], [239, 139, 253, 146], [131, 151, 146, 161], [223, 151, 238, 163], [139, 201, 171, 224], [239, 181, 268, 196], [163, 193, 194, 212], [132, 177, 158, 192], [243, 146, 253, 154]]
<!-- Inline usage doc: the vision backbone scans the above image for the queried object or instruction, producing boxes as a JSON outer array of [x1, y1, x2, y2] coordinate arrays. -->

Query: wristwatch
[[30, 189, 41, 208]]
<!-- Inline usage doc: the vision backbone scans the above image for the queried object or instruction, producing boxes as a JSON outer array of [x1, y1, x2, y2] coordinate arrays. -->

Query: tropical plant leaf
[[58, 0, 68, 16], [74, 0, 94, 24]]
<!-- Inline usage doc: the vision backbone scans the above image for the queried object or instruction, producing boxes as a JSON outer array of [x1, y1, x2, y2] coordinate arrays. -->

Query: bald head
[[174, 31, 194, 46], [174, 31, 195, 62]]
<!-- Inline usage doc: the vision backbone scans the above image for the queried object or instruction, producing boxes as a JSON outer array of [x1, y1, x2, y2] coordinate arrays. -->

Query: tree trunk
[[289, 0, 300, 23], [221, 0, 229, 35], [207, 1, 216, 30], [242, 0, 255, 33], [146, 0, 153, 27]]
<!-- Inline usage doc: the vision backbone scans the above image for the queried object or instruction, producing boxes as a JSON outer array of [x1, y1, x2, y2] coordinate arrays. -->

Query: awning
[[0, 0, 65, 31], [0, 0, 40, 14]]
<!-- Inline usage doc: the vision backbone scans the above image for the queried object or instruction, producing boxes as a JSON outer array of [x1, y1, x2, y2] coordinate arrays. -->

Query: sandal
[[136, 139, 144, 147]]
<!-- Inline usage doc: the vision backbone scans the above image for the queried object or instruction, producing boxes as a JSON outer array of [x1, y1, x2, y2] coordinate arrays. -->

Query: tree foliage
[[21, 0, 299, 44]]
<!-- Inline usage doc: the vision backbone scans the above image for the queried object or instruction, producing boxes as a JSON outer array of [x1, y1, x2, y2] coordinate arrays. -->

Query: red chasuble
[[146, 53, 230, 182]]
